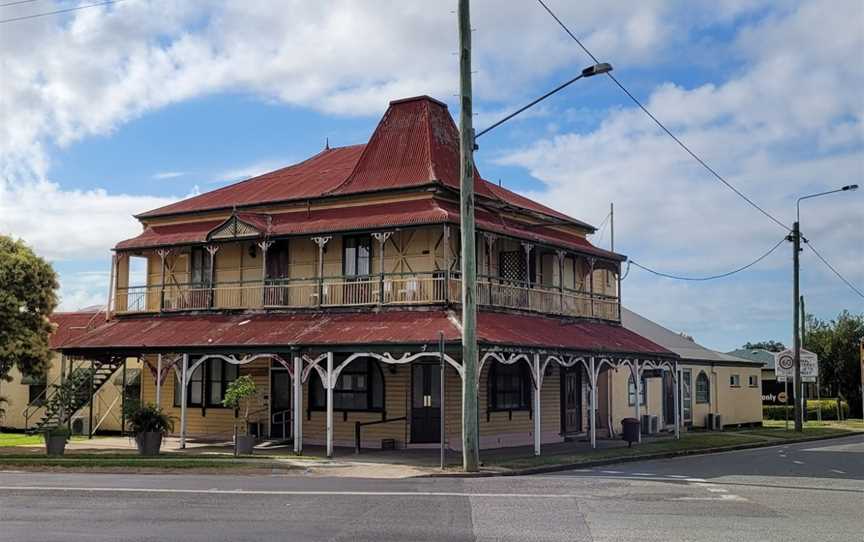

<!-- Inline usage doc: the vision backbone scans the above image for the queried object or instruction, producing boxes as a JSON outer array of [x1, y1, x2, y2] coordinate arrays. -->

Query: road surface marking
[[830, 469, 846, 474], [0, 486, 584, 499], [793, 460, 804, 465], [674, 494, 747, 502]]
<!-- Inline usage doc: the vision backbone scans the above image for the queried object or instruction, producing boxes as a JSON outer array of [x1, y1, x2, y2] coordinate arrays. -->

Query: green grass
[[0, 452, 300, 470], [0, 433, 108, 447], [487, 420, 864, 471]]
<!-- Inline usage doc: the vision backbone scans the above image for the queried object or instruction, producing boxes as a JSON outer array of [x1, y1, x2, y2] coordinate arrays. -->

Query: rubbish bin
[[621, 417, 640, 447]]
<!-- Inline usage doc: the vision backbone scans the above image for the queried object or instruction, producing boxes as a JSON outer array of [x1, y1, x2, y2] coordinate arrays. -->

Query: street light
[[790, 183, 859, 431], [474, 62, 613, 142]]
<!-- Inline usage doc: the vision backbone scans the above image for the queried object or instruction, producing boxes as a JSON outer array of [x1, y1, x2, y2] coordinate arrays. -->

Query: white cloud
[[0, 179, 175, 261], [152, 171, 186, 180]]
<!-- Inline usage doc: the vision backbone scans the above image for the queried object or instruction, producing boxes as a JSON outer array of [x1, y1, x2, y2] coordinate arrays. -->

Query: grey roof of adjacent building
[[726, 348, 777, 369], [621, 307, 761, 365]]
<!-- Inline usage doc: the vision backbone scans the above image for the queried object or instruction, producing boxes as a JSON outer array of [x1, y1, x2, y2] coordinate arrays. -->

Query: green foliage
[[763, 400, 849, 421], [127, 403, 174, 435], [804, 311, 864, 414], [742, 340, 786, 353], [0, 236, 58, 384], [222, 375, 262, 432]]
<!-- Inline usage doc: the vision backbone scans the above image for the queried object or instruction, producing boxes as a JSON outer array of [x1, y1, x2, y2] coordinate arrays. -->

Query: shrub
[[127, 403, 174, 435], [43, 425, 71, 438], [763, 399, 849, 421]]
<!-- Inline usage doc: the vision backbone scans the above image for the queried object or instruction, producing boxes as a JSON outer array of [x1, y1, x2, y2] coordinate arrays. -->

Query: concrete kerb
[[420, 431, 863, 478]]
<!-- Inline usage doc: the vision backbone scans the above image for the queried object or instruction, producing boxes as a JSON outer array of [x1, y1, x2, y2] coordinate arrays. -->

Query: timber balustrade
[[115, 271, 619, 321]]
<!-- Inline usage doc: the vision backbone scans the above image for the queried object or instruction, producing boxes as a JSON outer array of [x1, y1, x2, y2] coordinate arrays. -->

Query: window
[[748, 374, 758, 388], [343, 236, 372, 276], [729, 374, 741, 388], [28, 383, 46, 406], [489, 363, 532, 410], [174, 359, 239, 407], [695, 371, 710, 404], [309, 359, 384, 411], [627, 374, 647, 406], [190, 247, 212, 286]]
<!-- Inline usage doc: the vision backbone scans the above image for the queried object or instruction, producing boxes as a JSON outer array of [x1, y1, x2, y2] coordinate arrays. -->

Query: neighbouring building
[[0, 311, 140, 435], [620, 309, 763, 431], [58, 96, 699, 457]]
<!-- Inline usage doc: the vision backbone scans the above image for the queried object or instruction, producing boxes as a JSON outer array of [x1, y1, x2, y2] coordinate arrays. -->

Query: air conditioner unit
[[641, 414, 651, 435], [649, 415, 659, 435], [705, 413, 714, 431], [713, 414, 722, 431]]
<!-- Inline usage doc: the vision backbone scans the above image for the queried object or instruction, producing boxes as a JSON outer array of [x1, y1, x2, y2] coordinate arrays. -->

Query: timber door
[[411, 364, 441, 443], [269, 369, 292, 440], [662, 371, 675, 426], [560, 367, 582, 435]]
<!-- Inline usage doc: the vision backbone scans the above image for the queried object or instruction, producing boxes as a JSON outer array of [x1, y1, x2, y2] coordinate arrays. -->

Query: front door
[[270, 369, 292, 440], [411, 364, 441, 443], [560, 367, 582, 434]]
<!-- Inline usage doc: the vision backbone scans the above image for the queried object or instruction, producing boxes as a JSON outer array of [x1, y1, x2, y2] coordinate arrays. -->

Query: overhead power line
[[0, 0, 124, 24], [535, 0, 791, 233], [0, 0, 42, 8], [804, 241, 864, 298], [627, 236, 786, 281]]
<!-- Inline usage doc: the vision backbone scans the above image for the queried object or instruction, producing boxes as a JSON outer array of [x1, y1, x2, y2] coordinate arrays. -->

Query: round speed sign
[[777, 354, 794, 371]]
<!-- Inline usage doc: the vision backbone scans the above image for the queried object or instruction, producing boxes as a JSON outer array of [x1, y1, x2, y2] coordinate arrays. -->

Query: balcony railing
[[115, 271, 619, 321]]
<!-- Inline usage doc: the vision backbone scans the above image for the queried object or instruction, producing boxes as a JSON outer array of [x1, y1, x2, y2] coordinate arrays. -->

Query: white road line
[[831, 469, 846, 474], [600, 470, 622, 474], [0, 486, 580, 499], [674, 494, 747, 502], [666, 475, 688, 478], [793, 460, 804, 465]]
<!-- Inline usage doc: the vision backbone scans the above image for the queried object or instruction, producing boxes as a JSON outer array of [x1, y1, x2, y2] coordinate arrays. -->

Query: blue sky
[[1, 0, 861, 352]]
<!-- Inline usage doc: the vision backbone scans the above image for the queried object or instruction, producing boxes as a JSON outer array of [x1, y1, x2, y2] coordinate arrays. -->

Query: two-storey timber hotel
[[58, 97, 762, 456]]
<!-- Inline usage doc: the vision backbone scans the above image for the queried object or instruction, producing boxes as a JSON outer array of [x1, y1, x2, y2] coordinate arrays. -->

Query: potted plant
[[44, 425, 71, 457], [222, 375, 264, 455], [127, 403, 174, 456]]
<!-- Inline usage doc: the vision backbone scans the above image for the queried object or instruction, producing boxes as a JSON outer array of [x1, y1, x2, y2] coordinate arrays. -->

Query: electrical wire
[[0, 0, 124, 24], [535, 0, 791, 233], [627, 236, 786, 281], [804, 241, 864, 298], [0, 0, 42, 8]]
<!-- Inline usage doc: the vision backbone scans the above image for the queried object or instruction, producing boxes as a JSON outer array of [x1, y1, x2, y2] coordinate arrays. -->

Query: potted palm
[[44, 425, 71, 457], [222, 375, 264, 456], [127, 403, 174, 456]]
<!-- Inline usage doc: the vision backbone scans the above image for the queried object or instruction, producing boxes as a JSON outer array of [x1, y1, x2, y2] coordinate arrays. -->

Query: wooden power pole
[[458, 0, 479, 472]]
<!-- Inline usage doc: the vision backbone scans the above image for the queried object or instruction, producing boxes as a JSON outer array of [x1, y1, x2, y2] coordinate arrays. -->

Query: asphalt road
[[1, 434, 862, 542]]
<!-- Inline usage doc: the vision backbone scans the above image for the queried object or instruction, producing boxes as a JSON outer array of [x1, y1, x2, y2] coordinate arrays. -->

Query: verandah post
[[633, 360, 642, 443], [155, 354, 162, 407], [180, 354, 189, 449], [325, 352, 334, 458], [590, 356, 597, 449], [532, 353, 541, 456], [293, 354, 302, 455]]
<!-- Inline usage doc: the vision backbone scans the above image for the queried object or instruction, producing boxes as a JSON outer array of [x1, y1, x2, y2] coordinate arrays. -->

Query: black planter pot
[[235, 434, 256, 455], [45, 435, 67, 457], [136, 432, 163, 456]]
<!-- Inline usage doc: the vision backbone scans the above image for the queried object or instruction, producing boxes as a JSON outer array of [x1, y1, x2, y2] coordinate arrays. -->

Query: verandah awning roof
[[58, 310, 674, 359]]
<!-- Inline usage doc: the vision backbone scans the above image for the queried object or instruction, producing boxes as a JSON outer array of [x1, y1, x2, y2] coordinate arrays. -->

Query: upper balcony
[[110, 224, 621, 322]]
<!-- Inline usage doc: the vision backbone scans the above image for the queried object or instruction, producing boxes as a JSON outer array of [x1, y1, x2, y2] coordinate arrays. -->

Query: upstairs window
[[748, 374, 759, 388], [729, 374, 741, 388], [695, 371, 710, 404], [190, 247, 212, 287], [343, 236, 372, 277]]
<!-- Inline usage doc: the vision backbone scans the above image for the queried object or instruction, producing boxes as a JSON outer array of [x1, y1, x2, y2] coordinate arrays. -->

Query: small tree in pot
[[127, 404, 174, 456], [222, 375, 264, 455], [44, 425, 71, 456]]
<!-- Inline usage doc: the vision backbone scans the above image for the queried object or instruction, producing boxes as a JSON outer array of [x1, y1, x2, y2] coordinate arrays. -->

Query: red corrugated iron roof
[[137, 145, 366, 218], [116, 196, 622, 260], [59, 310, 673, 358], [134, 96, 592, 230], [49, 311, 102, 349]]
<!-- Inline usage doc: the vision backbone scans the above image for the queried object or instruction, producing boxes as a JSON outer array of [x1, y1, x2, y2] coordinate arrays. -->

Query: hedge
[[763, 399, 849, 421]]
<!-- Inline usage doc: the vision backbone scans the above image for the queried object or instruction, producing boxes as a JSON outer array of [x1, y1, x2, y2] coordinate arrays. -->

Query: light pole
[[791, 183, 858, 431]]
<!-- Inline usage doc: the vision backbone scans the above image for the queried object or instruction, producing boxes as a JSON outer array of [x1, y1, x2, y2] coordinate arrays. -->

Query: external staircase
[[27, 360, 123, 434]]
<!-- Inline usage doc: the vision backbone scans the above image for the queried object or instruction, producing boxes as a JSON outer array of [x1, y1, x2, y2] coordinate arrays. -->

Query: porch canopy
[[59, 310, 678, 456]]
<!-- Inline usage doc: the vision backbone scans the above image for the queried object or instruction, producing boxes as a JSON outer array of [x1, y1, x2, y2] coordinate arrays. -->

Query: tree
[[742, 340, 786, 353], [804, 311, 864, 415], [0, 235, 58, 385]]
